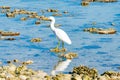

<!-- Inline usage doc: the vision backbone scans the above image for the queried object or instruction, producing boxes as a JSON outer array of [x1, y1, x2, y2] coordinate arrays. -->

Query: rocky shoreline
[[0, 60, 119, 80]]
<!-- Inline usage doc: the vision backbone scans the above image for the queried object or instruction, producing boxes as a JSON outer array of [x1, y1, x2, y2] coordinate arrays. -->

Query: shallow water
[[0, 0, 120, 74]]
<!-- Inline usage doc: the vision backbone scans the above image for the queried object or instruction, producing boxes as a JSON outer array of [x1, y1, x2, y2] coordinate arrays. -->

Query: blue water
[[0, 0, 120, 74]]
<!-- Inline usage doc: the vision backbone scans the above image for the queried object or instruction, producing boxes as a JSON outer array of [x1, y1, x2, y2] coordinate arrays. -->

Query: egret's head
[[48, 16, 55, 22]]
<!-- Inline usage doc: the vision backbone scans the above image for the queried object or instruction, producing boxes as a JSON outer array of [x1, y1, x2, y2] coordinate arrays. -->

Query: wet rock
[[52, 13, 62, 16], [72, 74, 83, 80], [44, 75, 51, 80], [7, 64, 16, 72], [0, 59, 120, 80], [83, 28, 116, 34], [20, 17, 27, 21], [41, 16, 51, 21], [0, 6, 10, 9], [97, 28, 116, 34], [22, 60, 34, 65], [52, 74, 71, 80], [13, 59, 19, 63], [72, 65, 98, 79], [27, 15, 36, 18], [6, 12, 15, 17], [31, 70, 48, 79], [1, 32, 20, 36], [60, 52, 78, 59], [0, 78, 5, 80], [81, 1, 89, 6], [50, 48, 61, 53], [101, 71, 120, 79], [83, 28, 98, 33], [19, 75, 27, 80], [50, 48, 67, 53], [0, 30, 4, 34], [30, 38, 42, 42], [47, 9, 58, 12], [30, 12, 38, 15], [35, 20, 41, 25], [97, 0, 117, 2]]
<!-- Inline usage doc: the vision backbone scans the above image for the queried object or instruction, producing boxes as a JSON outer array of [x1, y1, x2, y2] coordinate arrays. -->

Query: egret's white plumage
[[48, 16, 72, 46], [55, 29, 71, 44]]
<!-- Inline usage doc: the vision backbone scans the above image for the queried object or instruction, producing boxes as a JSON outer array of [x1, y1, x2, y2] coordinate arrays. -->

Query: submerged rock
[[81, 1, 90, 6], [5, 38, 16, 41], [50, 48, 67, 53], [0, 6, 10, 9], [59, 52, 78, 59], [52, 13, 62, 16], [83, 28, 116, 34], [0, 31, 20, 36], [35, 20, 41, 25], [97, 0, 117, 2], [30, 38, 42, 42], [20, 17, 28, 21], [6, 12, 15, 17], [47, 9, 58, 12]]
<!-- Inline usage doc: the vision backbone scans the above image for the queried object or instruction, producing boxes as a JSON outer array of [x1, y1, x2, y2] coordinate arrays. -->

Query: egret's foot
[[60, 48, 67, 52], [50, 47, 60, 53]]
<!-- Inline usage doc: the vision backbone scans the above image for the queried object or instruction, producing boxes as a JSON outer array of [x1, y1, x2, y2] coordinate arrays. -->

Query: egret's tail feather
[[67, 40, 72, 45]]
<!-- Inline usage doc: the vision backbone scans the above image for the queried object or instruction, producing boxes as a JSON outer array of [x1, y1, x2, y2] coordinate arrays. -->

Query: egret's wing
[[55, 28, 72, 44]]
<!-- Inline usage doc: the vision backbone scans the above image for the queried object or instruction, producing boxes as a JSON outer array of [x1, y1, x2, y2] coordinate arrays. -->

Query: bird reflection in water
[[51, 52, 77, 76]]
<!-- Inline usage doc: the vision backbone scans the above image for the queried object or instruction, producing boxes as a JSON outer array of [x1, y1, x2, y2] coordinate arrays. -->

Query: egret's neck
[[50, 20, 56, 31]]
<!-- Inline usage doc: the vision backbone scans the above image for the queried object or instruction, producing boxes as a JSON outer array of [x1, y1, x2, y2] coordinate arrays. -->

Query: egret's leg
[[56, 40, 60, 49], [61, 41, 66, 52]]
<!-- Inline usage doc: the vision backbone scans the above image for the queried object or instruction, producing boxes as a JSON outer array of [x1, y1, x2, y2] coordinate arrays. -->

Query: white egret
[[48, 16, 72, 49]]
